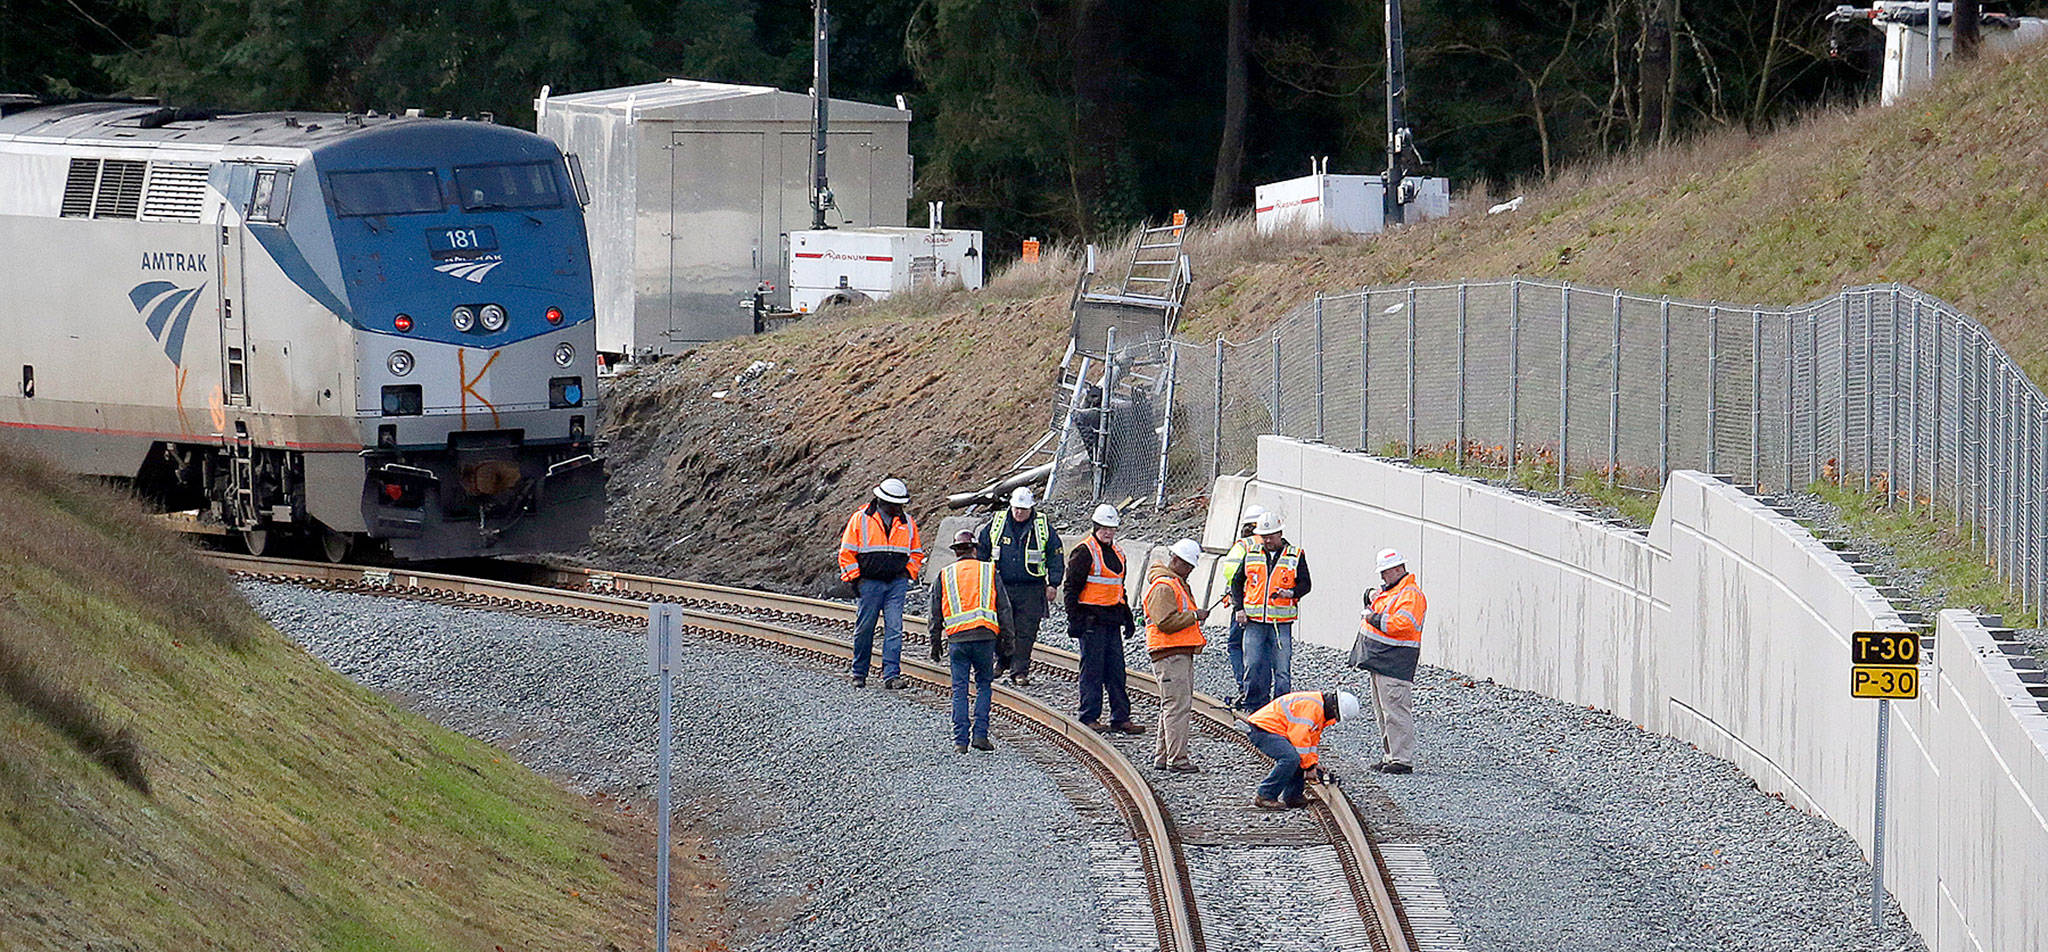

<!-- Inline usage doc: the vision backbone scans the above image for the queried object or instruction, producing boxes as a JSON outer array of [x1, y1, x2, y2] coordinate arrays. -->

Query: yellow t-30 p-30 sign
[[1850, 630, 1920, 700]]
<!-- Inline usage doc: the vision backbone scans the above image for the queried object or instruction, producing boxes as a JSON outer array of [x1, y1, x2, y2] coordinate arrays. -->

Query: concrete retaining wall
[[1250, 435, 2048, 952]]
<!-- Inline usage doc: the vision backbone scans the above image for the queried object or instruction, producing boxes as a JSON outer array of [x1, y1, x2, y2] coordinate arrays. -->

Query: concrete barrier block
[[1258, 435, 1303, 487], [1201, 475, 1256, 550]]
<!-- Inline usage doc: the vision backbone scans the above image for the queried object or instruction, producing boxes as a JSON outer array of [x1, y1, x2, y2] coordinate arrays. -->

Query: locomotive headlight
[[479, 304, 508, 332], [554, 342, 576, 367], [387, 350, 415, 376], [451, 306, 476, 332]]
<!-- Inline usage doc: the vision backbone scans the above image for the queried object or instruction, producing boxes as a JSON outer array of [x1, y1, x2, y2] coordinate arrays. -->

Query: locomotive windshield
[[328, 168, 443, 217], [453, 162, 561, 211]]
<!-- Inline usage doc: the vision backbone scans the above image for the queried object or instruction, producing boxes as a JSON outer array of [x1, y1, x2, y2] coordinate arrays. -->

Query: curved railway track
[[207, 552, 1201, 952], [550, 566, 1417, 952]]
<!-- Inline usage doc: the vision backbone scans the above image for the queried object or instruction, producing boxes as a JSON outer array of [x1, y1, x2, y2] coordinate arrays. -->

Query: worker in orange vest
[[1064, 503, 1143, 734], [838, 477, 925, 689], [1230, 511, 1312, 711], [930, 528, 1015, 753], [1145, 539, 1211, 772], [1245, 689, 1361, 809], [1347, 548, 1427, 774]]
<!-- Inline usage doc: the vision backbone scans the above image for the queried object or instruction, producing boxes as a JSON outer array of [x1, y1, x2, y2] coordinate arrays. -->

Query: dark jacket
[[975, 511, 1065, 589], [929, 561, 1016, 658], [1227, 541, 1313, 609], [1064, 538, 1133, 635]]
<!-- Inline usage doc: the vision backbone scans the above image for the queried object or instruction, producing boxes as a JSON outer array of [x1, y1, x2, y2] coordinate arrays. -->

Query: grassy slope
[[0, 453, 707, 951], [592, 45, 2048, 592]]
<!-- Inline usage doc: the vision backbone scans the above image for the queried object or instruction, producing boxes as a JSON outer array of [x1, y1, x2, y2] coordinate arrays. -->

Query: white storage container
[[1253, 171, 1450, 236], [787, 225, 985, 313]]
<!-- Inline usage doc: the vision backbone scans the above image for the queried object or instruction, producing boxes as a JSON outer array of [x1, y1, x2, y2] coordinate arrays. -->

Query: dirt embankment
[[584, 46, 2048, 592]]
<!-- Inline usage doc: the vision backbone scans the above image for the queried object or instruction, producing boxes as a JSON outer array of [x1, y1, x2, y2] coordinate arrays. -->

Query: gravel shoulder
[[241, 581, 1113, 952], [1035, 604, 1928, 952]]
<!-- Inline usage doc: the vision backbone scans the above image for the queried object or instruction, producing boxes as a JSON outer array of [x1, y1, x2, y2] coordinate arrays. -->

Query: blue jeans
[[1248, 726, 1306, 801], [851, 576, 908, 679], [1241, 620, 1294, 711], [949, 640, 997, 745]]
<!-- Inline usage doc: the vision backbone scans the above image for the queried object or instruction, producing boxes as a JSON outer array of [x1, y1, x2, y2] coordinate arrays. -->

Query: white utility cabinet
[[1254, 170, 1450, 236], [787, 221, 984, 314]]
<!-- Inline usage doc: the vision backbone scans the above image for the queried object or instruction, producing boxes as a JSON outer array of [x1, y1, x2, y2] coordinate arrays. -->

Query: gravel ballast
[[241, 581, 1113, 952], [1035, 600, 1927, 952]]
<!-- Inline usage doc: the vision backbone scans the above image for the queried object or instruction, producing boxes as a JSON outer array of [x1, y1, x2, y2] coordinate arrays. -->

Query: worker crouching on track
[[1146, 539, 1212, 773], [976, 485, 1063, 687], [931, 528, 1015, 753], [839, 477, 925, 689], [1347, 548, 1426, 774], [1066, 504, 1145, 735], [1245, 690, 1361, 809]]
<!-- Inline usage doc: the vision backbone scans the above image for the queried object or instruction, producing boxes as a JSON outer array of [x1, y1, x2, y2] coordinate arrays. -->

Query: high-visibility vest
[[837, 504, 925, 582], [987, 512, 1052, 578], [1077, 536, 1125, 606], [1361, 572, 1426, 647], [1240, 544, 1302, 623], [1144, 572, 1205, 653], [1247, 690, 1334, 770], [941, 559, 1000, 636], [1220, 538, 1253, 585]]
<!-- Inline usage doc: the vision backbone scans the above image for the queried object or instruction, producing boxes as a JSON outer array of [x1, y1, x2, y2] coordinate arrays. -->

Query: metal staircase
[[1009, 212, 1194, 505]]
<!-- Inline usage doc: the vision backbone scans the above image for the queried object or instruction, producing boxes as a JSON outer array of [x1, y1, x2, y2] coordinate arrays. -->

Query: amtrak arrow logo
[[129, 280, 207, 367], [434, 254, 504, 283]]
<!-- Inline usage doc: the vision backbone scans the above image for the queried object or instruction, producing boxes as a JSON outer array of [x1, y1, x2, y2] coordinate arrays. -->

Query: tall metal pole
[[1609, 290, 1622, 488], [1751, 308, 1763, 488], [1212, 338, 1225, 480], [1784, 313, 1795, 493], [1889, 288, 1901, 505], [1361, 295, 1372, 450], [1909, 297, 1922, 513], [1872, 698, 1890, 931], [1154, 344, 1179, 508], [1406, 286, 1418, 458], [1458, 282, 1469, 469], [1271, 331, 1282, 438], [1808, 309, 1820, 485], [1314, 293, 1327, 442], [1927, 0, 1940, 83], [1560, 282, 1572, 491], [1095, 326, 1118, 500], [1383, 0, 1410, 227], [1707, 305, 1720, 474], [1660, 297, 1671, 477], [1508, 280, 1521, 477], [808, 0, 834, 229], [653, 607, 675, 952]]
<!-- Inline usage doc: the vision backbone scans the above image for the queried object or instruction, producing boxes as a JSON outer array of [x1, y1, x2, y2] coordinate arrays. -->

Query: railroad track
[[545, 566, 1418, 952], [206, 552, 1200, 952]]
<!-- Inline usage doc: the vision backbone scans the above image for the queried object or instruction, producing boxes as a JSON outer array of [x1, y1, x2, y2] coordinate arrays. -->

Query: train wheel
[[241, 528, 271, 557], [317, 527, 353, 564]]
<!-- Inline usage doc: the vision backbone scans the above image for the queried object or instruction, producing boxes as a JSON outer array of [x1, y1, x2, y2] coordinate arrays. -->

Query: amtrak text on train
[[140, 251, 208, 272]]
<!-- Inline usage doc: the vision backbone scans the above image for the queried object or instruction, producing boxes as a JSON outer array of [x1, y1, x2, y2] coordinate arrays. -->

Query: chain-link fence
[[1063, 277, 2047, 613]]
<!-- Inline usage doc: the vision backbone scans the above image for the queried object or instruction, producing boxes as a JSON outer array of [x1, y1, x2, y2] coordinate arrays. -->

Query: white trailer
[[1253, 167, 1450, 236], [536, 79, 913, 356], [787, 218, 984, 314]]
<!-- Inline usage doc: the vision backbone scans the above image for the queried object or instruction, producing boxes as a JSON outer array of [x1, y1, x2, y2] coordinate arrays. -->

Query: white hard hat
[[1168, 538, 1203, 567], [1009, 485, 1037, 509], [1091, 503, 1121, 528], [1337, 691, 1362, 722], [873, 477, 910, 504], [1375, 548, 1406, 572], [1240, 504, 1268, 526], [1253, 511, 1284, 535]]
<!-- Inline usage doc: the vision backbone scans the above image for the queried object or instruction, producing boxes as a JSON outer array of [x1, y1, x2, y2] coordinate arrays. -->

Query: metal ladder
[[1118, 211, 1188, 300]]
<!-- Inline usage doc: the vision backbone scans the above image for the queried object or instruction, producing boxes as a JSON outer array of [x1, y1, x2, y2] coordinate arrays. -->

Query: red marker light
[[546, 306, 564, 325], [383, 483, 404, 502], [394, 313, 414, 332]]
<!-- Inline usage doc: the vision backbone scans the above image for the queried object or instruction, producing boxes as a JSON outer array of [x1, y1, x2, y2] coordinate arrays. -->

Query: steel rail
[[206, 552, 1202, 952], [547, 564, 1415, 952]]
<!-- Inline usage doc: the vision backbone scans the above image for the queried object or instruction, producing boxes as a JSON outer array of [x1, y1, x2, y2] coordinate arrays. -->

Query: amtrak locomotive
[[0, 103, 606, 559]]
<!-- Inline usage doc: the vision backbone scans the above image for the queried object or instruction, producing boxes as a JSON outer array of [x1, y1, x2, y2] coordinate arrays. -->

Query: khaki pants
[[1369, 671, 1415, 767], [1153, 653, 1196, 767]]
